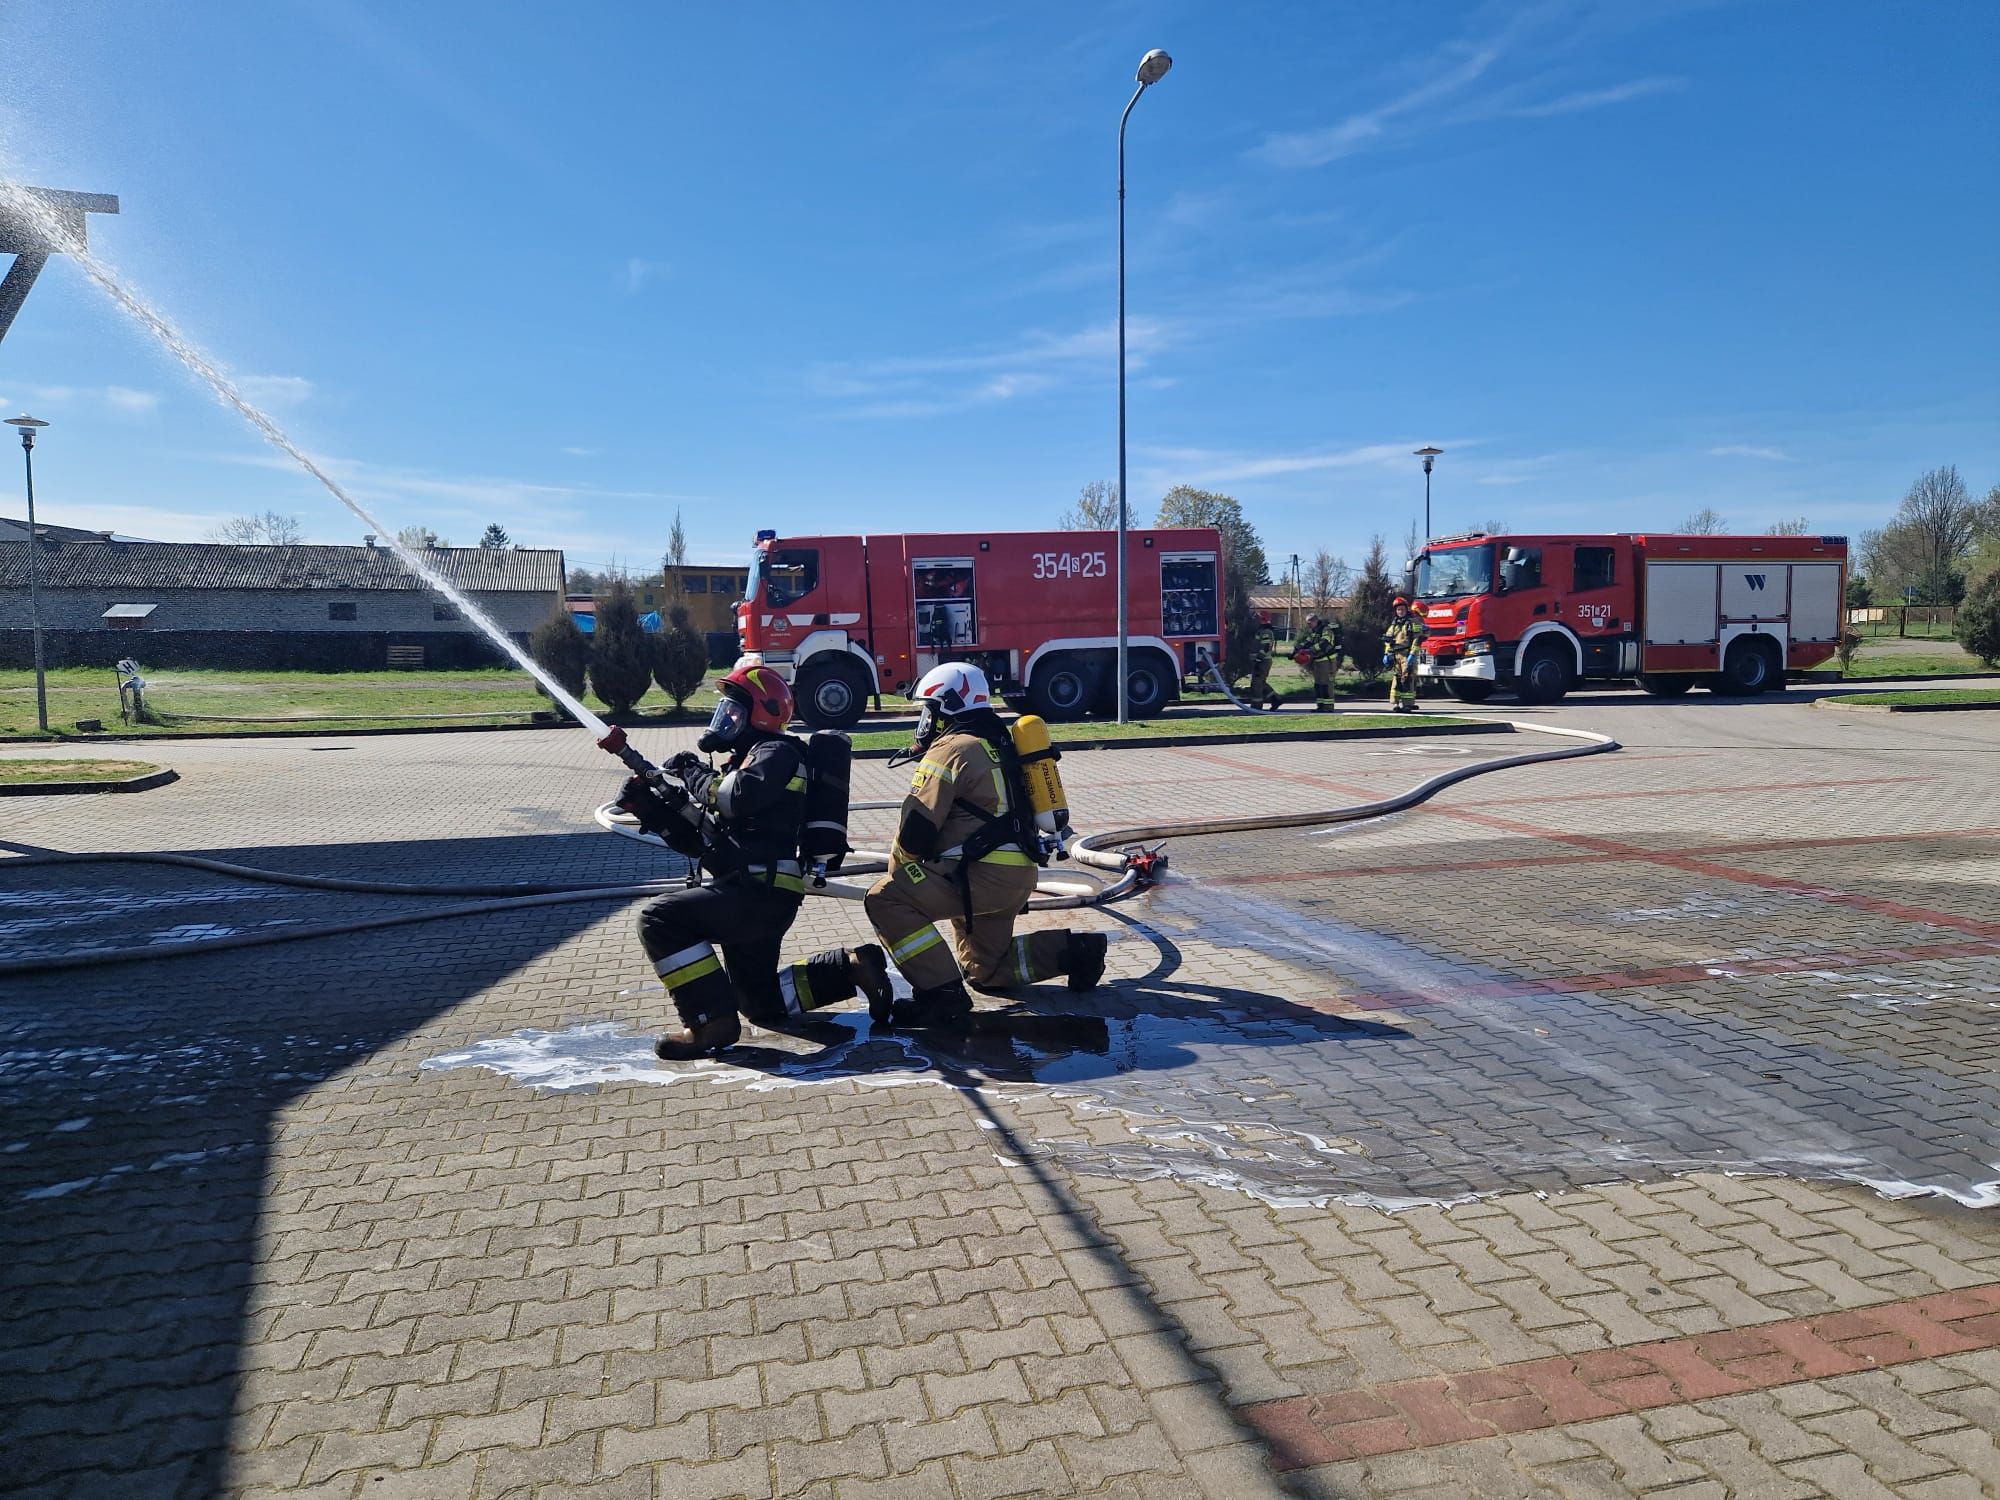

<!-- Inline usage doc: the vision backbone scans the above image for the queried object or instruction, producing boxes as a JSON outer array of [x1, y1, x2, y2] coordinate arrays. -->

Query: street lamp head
[[1136, 49, 1173, 86], [1414, 444, 1441, 473], [6, 414, 48, 449]]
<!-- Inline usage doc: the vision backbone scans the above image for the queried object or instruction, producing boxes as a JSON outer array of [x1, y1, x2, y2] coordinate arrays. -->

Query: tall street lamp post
[[1414, 446, 1442, 543], [6, 414, 51, 733], [1116, 46, 1172, 723]]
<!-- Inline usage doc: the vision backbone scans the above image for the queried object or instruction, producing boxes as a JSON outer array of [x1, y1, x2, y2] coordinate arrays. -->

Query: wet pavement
[[4, 696, 2000, 1498]]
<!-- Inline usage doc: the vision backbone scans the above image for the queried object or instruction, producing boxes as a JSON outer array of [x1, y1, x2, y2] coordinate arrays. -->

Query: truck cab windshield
[[762, 548, 819, 608], [1417, 545, 1493, 601]]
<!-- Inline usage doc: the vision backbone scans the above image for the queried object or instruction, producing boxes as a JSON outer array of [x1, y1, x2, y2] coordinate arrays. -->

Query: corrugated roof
[[0, 542, 563, 593]]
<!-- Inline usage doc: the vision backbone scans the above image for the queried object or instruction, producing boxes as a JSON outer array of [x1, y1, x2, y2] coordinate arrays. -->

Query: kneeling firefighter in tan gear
[[864, 662, 1109, 1027]]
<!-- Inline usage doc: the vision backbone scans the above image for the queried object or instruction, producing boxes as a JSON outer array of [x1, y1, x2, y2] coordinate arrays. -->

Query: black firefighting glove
[[616, 775, 682, 835], [665, 750, 706, 781]]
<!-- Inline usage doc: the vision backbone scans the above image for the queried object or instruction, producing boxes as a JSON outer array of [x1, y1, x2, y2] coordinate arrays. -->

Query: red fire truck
[[734, 527, 1228, 728], [1413, 531, 1849, 703]]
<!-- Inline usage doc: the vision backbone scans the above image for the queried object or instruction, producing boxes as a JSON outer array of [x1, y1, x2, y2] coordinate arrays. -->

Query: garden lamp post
[[1414, 446, 1442, 543], [6, 414, 51, 732], [1116, 46, 1173, 723]]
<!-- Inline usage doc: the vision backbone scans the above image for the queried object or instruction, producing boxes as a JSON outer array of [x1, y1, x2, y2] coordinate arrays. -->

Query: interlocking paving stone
[[4, 694, 1999, 1496]]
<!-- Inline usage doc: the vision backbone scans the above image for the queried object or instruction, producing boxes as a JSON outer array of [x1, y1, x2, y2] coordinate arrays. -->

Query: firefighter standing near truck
[[864, 663, 1109, 1026], [1243, 612, 1279, 711], [1382, 597, 1426, 713], [615, 664, 893, 1058], [1290, 612, 1344, 712]]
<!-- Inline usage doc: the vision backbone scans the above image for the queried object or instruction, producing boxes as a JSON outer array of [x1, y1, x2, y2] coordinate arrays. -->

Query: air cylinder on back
[[800, 730, 852, 883], [1009, 713, 1070, 852]]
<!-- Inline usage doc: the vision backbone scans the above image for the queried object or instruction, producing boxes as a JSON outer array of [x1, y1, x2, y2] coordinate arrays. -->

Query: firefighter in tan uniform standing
[[864, 663, 1109, 1026], [1382, 596, 1426, 712]]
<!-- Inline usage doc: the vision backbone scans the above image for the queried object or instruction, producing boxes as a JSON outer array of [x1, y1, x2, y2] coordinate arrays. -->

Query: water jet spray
[[0, 178, 619, 746]]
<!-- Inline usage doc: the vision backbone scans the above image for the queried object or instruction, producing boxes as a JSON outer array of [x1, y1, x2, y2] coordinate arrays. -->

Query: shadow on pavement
[[0, 833, 656, 1498]]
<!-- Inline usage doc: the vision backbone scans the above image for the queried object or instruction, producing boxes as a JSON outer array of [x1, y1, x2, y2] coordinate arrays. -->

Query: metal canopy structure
[[0, 186, 120, 345]]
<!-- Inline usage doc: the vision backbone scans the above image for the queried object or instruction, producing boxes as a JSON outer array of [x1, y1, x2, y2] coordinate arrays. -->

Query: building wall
[[0, 586, 561, 635], [624, 567, 749, 635]]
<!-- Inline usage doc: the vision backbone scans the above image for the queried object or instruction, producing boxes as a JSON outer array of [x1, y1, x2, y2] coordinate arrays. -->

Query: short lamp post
[[6, 414, 51, 732], [1116, 46, 1173, 723], [1413, 446, 1442, 543]]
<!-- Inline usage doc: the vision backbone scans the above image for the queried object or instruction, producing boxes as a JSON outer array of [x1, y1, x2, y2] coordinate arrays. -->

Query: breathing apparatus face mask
[[890, 695, 956, 769], [698, 695, 748, 753]]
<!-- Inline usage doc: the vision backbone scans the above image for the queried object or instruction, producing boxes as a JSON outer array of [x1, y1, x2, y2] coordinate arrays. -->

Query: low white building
[[0, 538, 565, 670]]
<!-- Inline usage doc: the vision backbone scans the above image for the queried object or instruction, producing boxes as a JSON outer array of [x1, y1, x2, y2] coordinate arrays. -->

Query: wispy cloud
[[235, 374, 315, 408], [1141, 440, 1460, 488], [621, 257, 668, 295], [809, 319, 1173, 420], [1474, 453, 1566, 486], [29, 501, 229, 542], [1252, 41, 1508, 169], [3, 384, 161, 416], [1708, 444, 1792, 461], [1507, 76, 1684, 118], [202, 450, 709, 544], [561, 446, 601, 458], [1250, 10, 1683, 170]]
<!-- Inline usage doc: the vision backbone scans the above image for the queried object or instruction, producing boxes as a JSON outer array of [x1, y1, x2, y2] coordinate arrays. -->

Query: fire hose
[[0, 721, 1616, 977]]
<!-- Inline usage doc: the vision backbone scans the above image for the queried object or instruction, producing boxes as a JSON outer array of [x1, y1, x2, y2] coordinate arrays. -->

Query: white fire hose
[[4, 721, 1615, 976]]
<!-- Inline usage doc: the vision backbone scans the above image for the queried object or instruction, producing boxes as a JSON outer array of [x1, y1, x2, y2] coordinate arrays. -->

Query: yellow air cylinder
[[1009, 714, 1070, 839]]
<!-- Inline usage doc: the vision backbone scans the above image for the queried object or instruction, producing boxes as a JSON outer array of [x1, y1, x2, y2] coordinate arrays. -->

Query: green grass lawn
[[0, 666, 720, 739], [1829, 651, 1989, 678], [849, 709, 1470, 752], [0, 757, 161, 784], [1836, 688, 2000, 708]]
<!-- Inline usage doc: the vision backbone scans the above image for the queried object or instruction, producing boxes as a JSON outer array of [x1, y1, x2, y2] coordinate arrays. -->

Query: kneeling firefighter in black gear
[[614, 663, 893, 1059], [863, 662, 1109, 1028]]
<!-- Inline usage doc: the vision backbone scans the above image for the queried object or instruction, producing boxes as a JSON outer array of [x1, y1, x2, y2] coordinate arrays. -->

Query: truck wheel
[[1516, 644, 1571, 704], [796, 659, 869, 729], [1713, 638, 1779, 696], [1104, 656, 1172, 718], [1638, 673, 1695, 697], [1443, 680, 1495, 703], [1029, 657, 1094, 722]]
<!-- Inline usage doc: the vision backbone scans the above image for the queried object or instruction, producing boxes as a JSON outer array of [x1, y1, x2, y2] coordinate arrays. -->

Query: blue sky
[[2, 1, 1994, 577]]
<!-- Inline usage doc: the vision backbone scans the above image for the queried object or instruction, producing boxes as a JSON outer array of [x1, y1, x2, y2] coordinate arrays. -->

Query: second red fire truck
[[1414, 530, 1849, 702], [734, 527, 1229, 728]]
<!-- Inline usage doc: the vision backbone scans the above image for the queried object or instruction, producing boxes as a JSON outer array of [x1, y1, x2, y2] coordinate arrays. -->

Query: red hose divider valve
[[1123, 845, 1169, 888]]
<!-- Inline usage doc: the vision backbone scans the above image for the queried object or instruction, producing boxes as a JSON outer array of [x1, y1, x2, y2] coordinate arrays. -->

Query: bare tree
[[565, 567, 600, 595], [1058, 480, 1121, 531], [1680, 507, 1728, 534], [660, 508, 689, 615], [1306, 548, 1349, 609], [1863, 466, 1979, 603], [396, 524, 448, 549], [1766, 517, 1810, 535], [208, 510, 304, 545], [1898, 465, 1976, 572], [1479, 519, 1510, 535]]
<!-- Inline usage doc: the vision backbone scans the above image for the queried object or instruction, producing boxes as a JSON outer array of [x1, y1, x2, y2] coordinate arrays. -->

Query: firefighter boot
[[654, 1013, 742, 1060], [1065, 931, 1109, 993], [892, 979, 975, 1029], [851, 943, 895, 1023]]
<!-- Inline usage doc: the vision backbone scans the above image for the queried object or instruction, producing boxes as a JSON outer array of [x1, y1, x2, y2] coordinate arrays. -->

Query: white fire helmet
[[910, 661, 990, 748]]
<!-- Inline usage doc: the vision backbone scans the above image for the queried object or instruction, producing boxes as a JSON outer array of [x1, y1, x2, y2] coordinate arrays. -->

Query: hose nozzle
[[597, 724, 660, 780]]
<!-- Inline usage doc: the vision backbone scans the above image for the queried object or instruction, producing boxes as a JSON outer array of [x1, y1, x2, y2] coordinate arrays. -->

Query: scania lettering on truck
[[734, 527, 1228, 728], [1414, 531, 1849, 703]]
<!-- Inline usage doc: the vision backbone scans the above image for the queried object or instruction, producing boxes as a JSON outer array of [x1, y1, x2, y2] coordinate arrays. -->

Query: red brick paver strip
[[1240, 1283, 2000, 1471]]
